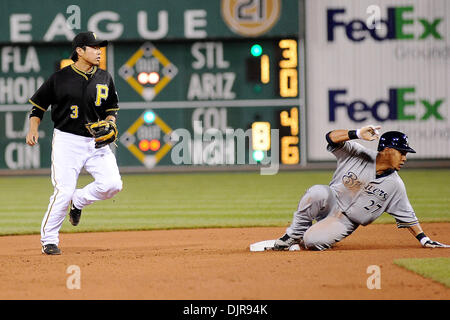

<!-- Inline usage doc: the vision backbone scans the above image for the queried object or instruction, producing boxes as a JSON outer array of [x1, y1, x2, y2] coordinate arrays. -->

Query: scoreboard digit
[[252, 122, 271, 152], [248, 39, 300, 165], [279, 39, 298, 98], [280, 107, 299, 165]]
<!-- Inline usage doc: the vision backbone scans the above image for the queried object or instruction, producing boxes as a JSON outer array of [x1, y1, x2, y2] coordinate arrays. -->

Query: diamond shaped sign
[[120, 110, 173, 168], [119, 42, 178, 101]]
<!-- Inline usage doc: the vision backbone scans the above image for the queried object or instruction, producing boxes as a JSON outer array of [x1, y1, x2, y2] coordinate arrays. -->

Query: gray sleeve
[[327, 141, 376, 163], [386, 178, 419, 228]]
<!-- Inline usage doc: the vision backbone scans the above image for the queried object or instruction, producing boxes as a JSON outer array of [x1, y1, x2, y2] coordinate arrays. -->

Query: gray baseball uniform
[[286, 140, 418, 250]]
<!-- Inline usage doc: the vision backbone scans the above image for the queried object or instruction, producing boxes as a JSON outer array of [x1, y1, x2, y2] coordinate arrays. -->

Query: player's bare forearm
[[407, 224, 424, 238], [26, 116, 41, 146], [406, 223, 449, 248], [329, 125, 381, 144], [328, 130, 352, 144]]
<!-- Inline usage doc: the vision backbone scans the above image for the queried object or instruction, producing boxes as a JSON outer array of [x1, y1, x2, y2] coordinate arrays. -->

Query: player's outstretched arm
[[328, 125, 381, 144], [407, 224, 450, 248]]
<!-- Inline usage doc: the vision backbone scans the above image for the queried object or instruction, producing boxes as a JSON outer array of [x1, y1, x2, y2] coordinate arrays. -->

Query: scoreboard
[[0, 0, 302, 172], [112, 39, 301, 169]]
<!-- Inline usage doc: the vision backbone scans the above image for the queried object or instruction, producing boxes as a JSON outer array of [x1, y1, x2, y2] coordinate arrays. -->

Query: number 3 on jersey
[[95, 84, 109, 106], [70, 105, 79, 119]]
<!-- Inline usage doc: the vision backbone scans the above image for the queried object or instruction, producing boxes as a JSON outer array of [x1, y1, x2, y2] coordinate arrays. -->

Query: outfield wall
[[0, 0, 304, 173], [0, 0, 449, 175]]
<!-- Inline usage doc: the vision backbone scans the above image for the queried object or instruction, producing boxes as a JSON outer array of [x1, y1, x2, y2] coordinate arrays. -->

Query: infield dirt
[[0, 223, 449, 300]]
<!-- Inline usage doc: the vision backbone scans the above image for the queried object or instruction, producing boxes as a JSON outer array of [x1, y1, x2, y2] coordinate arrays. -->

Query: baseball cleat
[[273, 234, 301, 251], [42, 244, 61, 255], [69, 201, 82, 226]]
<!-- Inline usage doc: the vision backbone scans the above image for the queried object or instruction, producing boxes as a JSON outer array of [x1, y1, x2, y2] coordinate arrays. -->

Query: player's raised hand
[[358, 125, 381, 141]]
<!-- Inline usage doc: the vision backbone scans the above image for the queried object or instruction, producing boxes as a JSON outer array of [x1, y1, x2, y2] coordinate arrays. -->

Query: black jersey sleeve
[[104, 77, 119, 118], [29, 74, 55, 119]]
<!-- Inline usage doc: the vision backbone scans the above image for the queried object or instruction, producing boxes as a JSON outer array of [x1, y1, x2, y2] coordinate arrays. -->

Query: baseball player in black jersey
[[26, 32, 122, 255]]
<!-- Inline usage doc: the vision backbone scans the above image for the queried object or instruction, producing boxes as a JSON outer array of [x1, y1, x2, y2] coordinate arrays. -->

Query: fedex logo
[[327, 6, 443, 42], [329, 88, 444, 122]]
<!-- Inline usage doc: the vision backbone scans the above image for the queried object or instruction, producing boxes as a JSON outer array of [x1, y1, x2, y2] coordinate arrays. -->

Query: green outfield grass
[[0, 169, 449, 236], [394, 257, 450, 288]]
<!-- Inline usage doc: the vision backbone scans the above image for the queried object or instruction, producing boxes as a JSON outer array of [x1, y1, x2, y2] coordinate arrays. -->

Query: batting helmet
[[377, 131, 416, 153]]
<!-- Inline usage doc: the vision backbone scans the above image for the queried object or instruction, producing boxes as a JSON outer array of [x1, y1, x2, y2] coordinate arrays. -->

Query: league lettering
[[9, 9, 209, 42]]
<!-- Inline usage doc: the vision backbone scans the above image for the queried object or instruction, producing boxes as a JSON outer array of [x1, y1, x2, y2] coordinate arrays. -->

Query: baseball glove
[[85, 120, 118, 149]]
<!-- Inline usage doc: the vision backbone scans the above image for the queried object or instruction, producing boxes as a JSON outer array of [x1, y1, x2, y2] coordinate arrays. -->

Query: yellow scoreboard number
[[251, 108, 299, 165], [252, 122, 271, 151], [280, 107, 299, 164], [279, 39, 298, 98]]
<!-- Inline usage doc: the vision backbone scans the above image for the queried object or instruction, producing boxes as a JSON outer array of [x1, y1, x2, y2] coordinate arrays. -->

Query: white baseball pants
[[41, 129, 122, 246]]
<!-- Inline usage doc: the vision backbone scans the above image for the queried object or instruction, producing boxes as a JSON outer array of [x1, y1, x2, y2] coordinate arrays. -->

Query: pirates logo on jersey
[[95, 84, 109, 106], [221, 0, 281, 37]]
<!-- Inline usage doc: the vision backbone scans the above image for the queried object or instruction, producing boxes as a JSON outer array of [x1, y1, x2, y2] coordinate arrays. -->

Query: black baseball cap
[[377, 131, 416, 153], [70, 32, 108, 60]]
